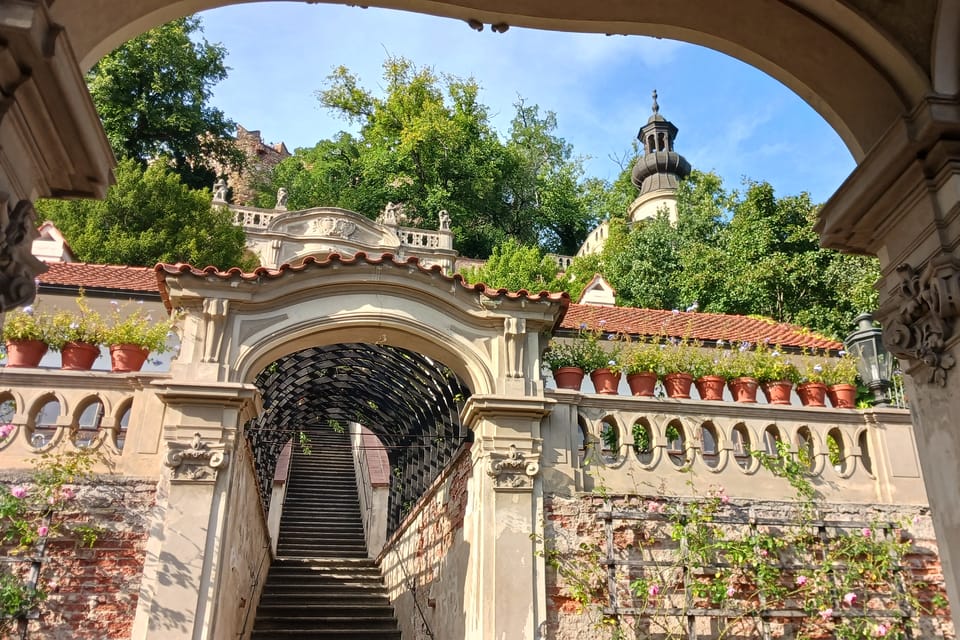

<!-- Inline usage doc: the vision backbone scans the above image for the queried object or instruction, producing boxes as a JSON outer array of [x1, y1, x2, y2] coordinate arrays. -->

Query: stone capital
[[485, 443, 540, 492], [164, 432, 229, 483]]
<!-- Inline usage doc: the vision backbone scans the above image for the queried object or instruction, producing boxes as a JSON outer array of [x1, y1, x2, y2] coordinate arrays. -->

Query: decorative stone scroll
[[0, 196, 46, 311], [311, 217, 357, 239], [882, 255, 960, 386], [164, 433, 229, 482], [486, 444, 540, 491], [503, 317, 527, 378]]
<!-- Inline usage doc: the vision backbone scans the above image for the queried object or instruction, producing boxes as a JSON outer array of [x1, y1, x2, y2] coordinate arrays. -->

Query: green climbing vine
[[535, 441, 949, 639]]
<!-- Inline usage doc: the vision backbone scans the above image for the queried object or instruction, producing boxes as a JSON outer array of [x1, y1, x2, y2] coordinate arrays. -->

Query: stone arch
[[56, 0, 933, 159]]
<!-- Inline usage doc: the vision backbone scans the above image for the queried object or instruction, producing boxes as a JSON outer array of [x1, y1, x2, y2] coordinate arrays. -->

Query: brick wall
[[222, 126, 290, 206], [543, 494, 954, 640], [0, 476, 156, 639]]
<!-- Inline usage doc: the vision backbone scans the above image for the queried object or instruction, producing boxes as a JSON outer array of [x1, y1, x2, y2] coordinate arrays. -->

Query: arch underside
[[247, 342, 471, 532]]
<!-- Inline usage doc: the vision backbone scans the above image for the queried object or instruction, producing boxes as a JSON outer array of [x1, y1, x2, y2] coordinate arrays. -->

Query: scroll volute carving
[[0, 195, 47, 312], [881, 254, 960, 386]]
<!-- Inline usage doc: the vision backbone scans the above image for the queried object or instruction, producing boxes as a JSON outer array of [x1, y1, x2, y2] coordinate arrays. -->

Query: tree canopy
[[257, 57, 597, 257], [87, 16, 240, 190], [36, 158, 255, 269], [459, 238, 566, 293]]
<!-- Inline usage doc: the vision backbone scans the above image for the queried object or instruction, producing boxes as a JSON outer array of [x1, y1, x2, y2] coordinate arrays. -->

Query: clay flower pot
[[626, 371, 658, 397], [797, 382, 827, 407], [695, 375, 726, 401], [4, 340, 47, 368], [663, 372, 694, 399], [553, 366, 585, 391], [828, 383, 858, 409], [109, 344, 149, 373], [728, 377, 759, 403], [589, 368, 621, 395], [60, 341, 101, 370], [762, 380, 794, 405]]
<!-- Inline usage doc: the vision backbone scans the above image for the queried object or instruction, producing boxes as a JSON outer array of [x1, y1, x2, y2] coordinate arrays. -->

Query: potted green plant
[[719, 342, 760, 403], [103, 306, 175, 372], [1, 306, 53, 368], [696, 342, 728, 401], [544, 338, 588, 390], [581, 326, 622, 395], [823, 351, 859, 408], [753, 343, 799, 405], [660, 339, 705, 399], [620, 338, 662, 397], [51, 295, 105, 370], [797, 351, 829, 407]]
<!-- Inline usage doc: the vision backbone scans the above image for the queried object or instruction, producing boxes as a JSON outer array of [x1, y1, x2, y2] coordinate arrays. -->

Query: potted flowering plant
[[696, 342, 729, 401], [659, 339, 706, 399], [752, 343, 799, 405], [579, 326, 622, 395], [619, 338, 663, 397], [103, 306, 175, 372], [822, 351, 859, 408], [1, 306, 54, 368], [797, 351, 829, 407], [50, 295, 105, 370], [718, 342, 760, 403], [544, 338, 589, 390]]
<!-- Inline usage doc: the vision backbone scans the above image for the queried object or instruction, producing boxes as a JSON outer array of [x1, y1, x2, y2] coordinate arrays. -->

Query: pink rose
[[60, 487, 76, 500], [0, 423, 13, 438], [873, 623, 888, 637], [10, 486, 26, 499], [843, 592, 857, 605], [862, 527, 872, 538], [726, 586, 735, 598], [819, 608, 833, 620], [37, 525, 48, 537], [720, 493, 730, 504], [795, 575, 808, 587], [648, 584, 660, 597]]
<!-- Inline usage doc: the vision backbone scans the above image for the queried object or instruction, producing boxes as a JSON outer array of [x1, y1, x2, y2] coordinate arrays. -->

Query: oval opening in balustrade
[[827, 428, 846, 473], [632, 420, 653, 465], [796, 426, 815, 471], [31, 397, 61, 449], [0, 395, 16, 445], [858, 431, 873, 476], [701, 422, 720, 468], [732, 424, 752, 469], [73, 398, 104, 448], [115, 402, 132, 451], [763, 425, 781, 457], [665, 421, 685, 467], [600, 417, 621, 463]]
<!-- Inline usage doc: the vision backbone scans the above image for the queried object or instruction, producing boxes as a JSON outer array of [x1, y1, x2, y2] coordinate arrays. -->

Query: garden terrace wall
[[541, 391, 926, 505], [542, 495, 952, 640], [377, 444, 474, 640], [0, 474, 155, 639]]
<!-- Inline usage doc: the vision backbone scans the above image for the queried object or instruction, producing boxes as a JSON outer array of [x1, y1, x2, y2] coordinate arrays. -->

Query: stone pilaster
[[817, 94, 960, 624], [461, 395, 553, 640], [131, 381, 259, 640]]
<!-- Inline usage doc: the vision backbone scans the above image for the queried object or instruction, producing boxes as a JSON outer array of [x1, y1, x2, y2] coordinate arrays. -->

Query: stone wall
[[378, 444, 473, 640], [0, 475, 156, 639], [543, 494, 953, 640], [219, 126, 290, 206]]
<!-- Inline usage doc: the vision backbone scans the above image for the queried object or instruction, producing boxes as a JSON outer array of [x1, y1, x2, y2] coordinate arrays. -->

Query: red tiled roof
[[562, 304, 842, 350], [39, 262, 160, 293], [155, 252, 571, 314]]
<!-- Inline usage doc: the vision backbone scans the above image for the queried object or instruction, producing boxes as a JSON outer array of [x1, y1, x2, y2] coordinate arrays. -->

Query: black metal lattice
[[246, 343, 471, 533]]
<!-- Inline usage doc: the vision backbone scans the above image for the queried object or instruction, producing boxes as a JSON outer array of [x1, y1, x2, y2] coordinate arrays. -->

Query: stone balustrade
[[541, 390, 927, 506], [396, 226, 449, 250], [232, 207, 279, 230], [0, 368, 170, 477]]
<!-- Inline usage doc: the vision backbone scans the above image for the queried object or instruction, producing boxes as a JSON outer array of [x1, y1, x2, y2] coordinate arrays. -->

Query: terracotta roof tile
[[155, 252, 571, 313], [562, 304, 841, 350], [39, 262, 160, 293]]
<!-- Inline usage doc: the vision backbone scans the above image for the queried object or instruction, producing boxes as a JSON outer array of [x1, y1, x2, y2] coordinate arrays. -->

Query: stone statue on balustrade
[[275, 187, 288, 211], [212, 177, 228, 203]]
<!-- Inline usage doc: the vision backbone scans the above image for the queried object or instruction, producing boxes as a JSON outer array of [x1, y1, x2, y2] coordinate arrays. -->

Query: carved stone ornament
[[164, 433, 229, 482], [883, 256, 960, 386], [486, 444, 540, 491], [311, 217, 357, 239], [0, 196, 47, 311]]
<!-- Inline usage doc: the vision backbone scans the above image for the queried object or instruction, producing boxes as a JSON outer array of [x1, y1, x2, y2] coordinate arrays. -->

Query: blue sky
[[197, 3, 854, 204]]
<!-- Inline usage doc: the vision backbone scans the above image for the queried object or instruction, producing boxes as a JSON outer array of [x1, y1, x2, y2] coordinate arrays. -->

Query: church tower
[[628, 90, 692, 224]]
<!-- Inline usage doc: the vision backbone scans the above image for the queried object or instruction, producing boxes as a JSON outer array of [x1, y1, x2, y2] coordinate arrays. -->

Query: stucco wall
[[212, 439, 272, 640], [543, 494, 953, 639], [378, 445, 474, 640], [0, 475, 155, 639]]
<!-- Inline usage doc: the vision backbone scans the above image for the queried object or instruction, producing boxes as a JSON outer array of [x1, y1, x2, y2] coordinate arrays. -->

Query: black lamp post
[[844, 313, 894, 407]]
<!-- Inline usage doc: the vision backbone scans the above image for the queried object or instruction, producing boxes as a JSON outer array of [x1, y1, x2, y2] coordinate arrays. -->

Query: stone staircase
[[251, 427, 402, 639]]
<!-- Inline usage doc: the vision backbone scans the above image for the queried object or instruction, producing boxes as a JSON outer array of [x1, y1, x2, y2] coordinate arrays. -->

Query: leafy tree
[[459, 239, 565, 292], [87, 17, 240, 190], [260, 57, 596, 257], [36, 158, 255, 269]]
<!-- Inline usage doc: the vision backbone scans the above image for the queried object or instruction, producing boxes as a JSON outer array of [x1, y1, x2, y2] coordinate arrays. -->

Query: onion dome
[[631, 90, 692, 194]]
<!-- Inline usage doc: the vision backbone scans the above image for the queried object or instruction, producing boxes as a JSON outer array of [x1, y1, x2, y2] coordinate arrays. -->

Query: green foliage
[[0, 306, 53, 345], [595, 170, 879, 339], [750, 343, 800, 383], [260, 57, 596, 258], [619, 338, 664, 375], [459, 239, 563, 292], [297, 431, 312, 456], [36, 158, 256, 269], [103, 304, 176, 352], [49, 292, 106, 348], [823, 351, 860, 385], [87, 17, 241, 190]]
